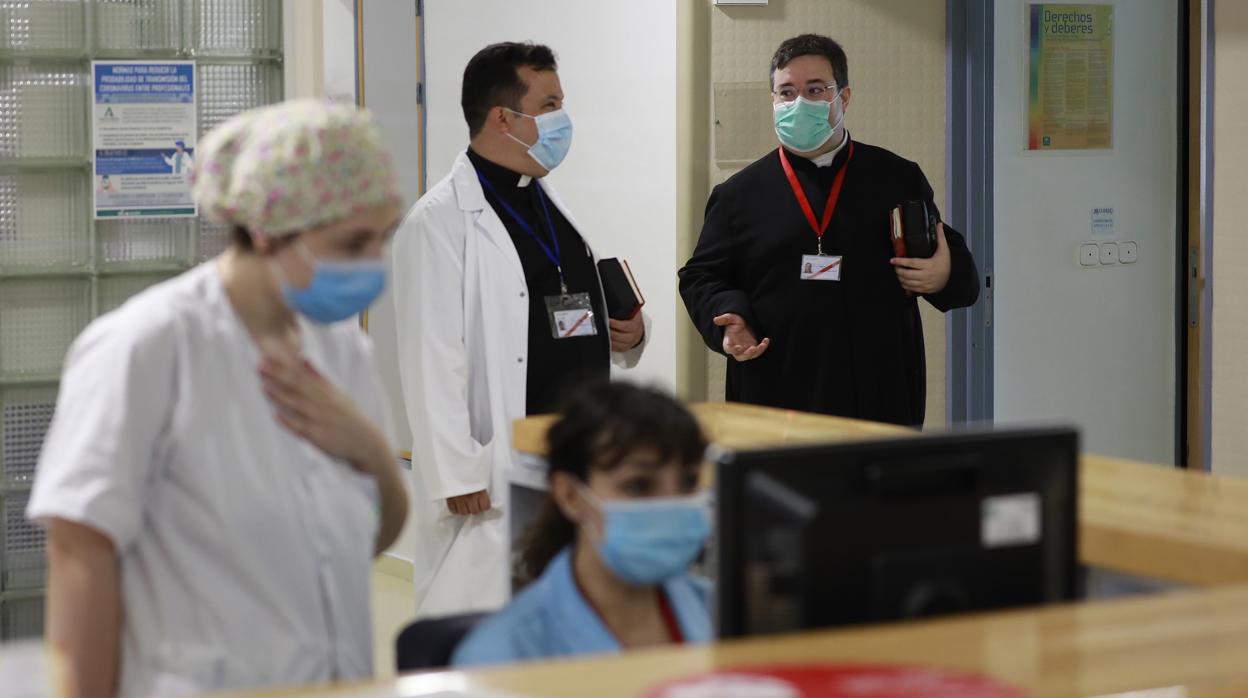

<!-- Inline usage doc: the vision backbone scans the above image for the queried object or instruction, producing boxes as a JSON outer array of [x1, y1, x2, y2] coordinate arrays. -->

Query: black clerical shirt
[[679, 137, 980, 426], [467, 148, 610, 415]]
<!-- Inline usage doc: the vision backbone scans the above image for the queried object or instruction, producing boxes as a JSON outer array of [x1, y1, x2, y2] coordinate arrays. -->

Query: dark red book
[[597, 258, 645, 320]]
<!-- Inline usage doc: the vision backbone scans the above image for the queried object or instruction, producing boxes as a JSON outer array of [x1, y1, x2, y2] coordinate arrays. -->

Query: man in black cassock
[[679, 34, 980, 427]]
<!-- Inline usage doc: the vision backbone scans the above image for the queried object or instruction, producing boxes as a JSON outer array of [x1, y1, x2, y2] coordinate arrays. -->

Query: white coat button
[[520, 291, 526, 298], [517, 357, 524, 363]]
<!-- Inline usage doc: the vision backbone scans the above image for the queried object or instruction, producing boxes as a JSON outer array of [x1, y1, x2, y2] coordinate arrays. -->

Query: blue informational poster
[[92, 61, 198, 219]]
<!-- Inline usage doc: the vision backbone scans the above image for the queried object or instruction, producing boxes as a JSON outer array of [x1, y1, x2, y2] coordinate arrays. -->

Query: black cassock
[[679, 138, 980, 426]]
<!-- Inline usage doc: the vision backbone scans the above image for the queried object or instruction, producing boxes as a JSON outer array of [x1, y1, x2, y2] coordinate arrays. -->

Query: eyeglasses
[[772, 83, 841, 103]]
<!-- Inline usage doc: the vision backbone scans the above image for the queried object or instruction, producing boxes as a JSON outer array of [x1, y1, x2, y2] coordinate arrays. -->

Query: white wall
[[1210, 3, 1248, 475], [281, 0, 320, 99], [355, 1, 424, 563], [993, 0, 1178, 463], [422, 0, 680, 390], [281, 0, 355, 101], [358, 1, 422, 455], [321, 0, 356, 104]]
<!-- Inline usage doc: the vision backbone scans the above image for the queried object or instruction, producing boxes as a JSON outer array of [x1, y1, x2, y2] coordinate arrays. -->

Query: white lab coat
[[27, 264, 390, 696], [391, 151, 648, 618], [163, 151, 193, 174]]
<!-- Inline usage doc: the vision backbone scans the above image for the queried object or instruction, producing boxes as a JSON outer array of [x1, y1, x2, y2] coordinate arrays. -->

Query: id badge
[[800, 254, 842, 282], [545, 292, 599, 339]]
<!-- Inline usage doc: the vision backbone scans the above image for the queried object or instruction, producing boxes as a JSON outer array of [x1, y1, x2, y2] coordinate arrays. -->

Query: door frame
[[1184, 0, 1214, 470], [946, 0, 994, 425], [948, 0, 1205, 470]]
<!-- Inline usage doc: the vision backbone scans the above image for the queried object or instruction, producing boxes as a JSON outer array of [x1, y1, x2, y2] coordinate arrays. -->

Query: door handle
[[1188, 247, 1199, 329]]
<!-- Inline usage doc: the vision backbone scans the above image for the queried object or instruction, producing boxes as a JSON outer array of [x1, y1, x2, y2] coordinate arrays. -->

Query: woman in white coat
[[29, 101, 408, 697], [392, 42, 647, 618]]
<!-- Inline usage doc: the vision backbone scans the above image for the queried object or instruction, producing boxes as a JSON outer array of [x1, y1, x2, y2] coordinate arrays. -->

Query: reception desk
[[514, 402, 1248, 588], [226, 581, 1248, 697], [197, 402, 1248, 697]]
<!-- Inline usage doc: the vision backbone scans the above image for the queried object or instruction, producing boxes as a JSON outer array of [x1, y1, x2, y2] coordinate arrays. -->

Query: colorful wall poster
[[1027, 4, 1113, 150], [93, 61, 198, 218]]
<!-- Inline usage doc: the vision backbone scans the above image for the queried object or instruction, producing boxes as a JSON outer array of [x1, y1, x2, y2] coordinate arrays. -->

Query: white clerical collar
[[808, 131, 850, 168], [518, 175, 533, 187]]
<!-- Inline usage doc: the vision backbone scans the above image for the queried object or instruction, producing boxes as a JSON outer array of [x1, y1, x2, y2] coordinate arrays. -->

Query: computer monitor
[[713, 427, 1080, 639]]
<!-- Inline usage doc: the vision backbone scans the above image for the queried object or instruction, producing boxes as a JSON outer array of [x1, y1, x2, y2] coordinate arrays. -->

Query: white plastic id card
[[545, 292, 599, 339], [800, 254, 842, 282]]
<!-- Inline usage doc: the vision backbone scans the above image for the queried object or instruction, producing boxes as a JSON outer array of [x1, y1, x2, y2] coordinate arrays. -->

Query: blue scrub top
[[451, 546, 712, 667]]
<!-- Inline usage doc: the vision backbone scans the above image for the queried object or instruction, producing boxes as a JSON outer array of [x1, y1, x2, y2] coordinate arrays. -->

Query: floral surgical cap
[[191, 99, 400, 237]]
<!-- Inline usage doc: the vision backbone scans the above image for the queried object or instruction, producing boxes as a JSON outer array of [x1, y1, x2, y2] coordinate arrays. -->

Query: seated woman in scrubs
[[27, 100, 409, 698], [452, 382, 712, 667]]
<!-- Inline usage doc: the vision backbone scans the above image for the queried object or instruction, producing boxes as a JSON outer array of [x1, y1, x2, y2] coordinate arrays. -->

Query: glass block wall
[[0, 0, 283, 641]]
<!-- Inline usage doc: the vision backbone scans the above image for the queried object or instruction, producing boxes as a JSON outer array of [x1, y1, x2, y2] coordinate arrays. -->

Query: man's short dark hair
[[461, 42, 558, 138], [770, 34, 848, 91]]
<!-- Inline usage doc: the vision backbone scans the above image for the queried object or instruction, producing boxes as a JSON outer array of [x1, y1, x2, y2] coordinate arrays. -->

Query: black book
[[596, 258, 645, 320]]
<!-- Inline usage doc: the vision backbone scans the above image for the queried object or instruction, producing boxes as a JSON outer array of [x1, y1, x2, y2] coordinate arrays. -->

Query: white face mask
[[574, 483, 712, 586], [827, 90, 846, 143], [503, 108, 574, 172], [773, 90, 846, 153]]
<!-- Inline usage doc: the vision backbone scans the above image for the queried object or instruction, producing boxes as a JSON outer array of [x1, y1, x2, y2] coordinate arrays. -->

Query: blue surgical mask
[[774, 93, 845, 153], [279, 242, 387, 324], [505, 108, 573, 172], [578, 484, 712, 586]]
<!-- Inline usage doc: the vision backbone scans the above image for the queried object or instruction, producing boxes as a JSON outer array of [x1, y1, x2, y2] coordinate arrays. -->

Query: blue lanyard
[[476, 170, 567, 293]]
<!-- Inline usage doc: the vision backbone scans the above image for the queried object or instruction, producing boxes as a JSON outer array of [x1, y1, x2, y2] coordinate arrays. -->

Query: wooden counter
[[227, 581, 1248, 697], [512, 401, 913, 455], [514, 402, 1248, 587], [1080, 453, 1248, 586], [200, 402, 1248, 697]]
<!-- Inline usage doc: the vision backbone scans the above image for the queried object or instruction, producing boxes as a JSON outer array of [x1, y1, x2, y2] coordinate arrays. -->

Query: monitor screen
[[713, 427, 1080, 638]]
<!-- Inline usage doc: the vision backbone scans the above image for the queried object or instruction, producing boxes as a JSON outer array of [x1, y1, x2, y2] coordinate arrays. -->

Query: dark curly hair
[[516, 382, 707, 584], [770, 34, 849, 90], [462, 41, 558, 138]]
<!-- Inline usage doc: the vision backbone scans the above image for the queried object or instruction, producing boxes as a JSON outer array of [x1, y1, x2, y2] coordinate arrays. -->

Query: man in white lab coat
[[392, 42, 648, 618]]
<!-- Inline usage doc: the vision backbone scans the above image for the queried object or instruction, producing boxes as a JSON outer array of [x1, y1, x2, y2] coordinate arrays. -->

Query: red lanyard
[[574, 562, 685, 645], [778, 141, 854, 255], [657, 589, 684, 644]]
